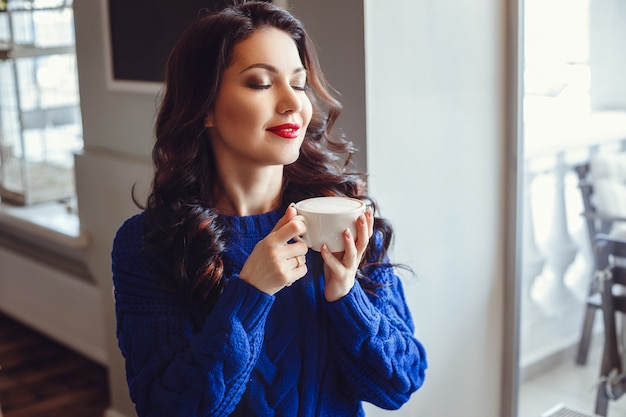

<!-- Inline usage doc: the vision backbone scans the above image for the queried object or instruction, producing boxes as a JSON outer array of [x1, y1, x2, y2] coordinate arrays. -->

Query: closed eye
[[248, 83, 271, 90]]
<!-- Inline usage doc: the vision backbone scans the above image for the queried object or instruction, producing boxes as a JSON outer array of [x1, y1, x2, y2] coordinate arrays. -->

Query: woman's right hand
[[239, 205, 309, 295]]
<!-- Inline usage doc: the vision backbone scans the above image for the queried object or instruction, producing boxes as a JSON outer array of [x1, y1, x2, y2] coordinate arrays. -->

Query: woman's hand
[[239, 205, 309, 295], [321, 208, 374, 302]]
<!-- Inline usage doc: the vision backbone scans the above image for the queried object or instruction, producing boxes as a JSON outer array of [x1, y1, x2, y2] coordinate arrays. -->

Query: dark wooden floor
[[0, 313, 109, 417]]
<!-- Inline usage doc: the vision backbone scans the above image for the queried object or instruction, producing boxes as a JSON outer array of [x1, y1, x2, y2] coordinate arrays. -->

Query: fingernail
[[289, 202, 296, 208], [344, 228, 351, 237]]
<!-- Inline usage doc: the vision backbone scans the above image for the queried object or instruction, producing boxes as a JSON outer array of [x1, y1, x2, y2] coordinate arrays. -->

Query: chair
[[576, 155, 626, 365], [593, 234, 626, 416]]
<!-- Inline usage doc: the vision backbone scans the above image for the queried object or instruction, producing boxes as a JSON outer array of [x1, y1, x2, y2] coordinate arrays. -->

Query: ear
[[204, 112, 215, 128]]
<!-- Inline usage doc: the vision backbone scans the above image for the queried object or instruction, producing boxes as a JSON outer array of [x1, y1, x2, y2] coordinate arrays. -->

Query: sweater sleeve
[[111, 215, 274, 417], [323, 235, 427, 410]]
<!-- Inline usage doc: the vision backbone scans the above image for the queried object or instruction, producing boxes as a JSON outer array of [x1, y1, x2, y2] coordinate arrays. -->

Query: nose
[[277, 84, 303, 115]]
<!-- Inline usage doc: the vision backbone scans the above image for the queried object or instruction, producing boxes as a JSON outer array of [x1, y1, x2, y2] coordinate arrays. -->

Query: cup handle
[[293, 235, 308, 246]]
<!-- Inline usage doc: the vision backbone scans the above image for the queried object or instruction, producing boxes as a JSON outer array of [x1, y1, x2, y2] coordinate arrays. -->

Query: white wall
[[71, 1, 512, 416], [289, 0, 368, 171], [73, 1, 154, 415], [363, 1, 507, 416]]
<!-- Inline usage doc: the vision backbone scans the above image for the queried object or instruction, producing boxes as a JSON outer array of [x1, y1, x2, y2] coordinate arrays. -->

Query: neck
[[214, 166, 284, 216]]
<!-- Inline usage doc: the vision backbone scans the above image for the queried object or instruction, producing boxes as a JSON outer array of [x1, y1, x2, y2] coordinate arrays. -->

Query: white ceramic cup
[[294, 196, 366, 252]]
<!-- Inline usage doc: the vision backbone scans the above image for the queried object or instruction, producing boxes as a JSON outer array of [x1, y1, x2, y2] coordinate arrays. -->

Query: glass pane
[[0, 0, 82, 205], [518, 0, 626, 415]]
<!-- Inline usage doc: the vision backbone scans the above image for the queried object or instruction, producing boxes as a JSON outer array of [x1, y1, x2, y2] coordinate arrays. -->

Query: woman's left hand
[[321, 208, 374, 302]]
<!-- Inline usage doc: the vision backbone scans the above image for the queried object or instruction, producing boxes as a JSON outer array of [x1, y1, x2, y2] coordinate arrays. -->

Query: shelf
[[0, 44, 74, 60], [2, 2, 72, 14], [0, 199, 87, 248]]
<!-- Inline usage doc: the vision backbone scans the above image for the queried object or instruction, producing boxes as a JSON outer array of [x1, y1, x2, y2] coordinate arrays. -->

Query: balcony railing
[[520, 109, 626, 379]]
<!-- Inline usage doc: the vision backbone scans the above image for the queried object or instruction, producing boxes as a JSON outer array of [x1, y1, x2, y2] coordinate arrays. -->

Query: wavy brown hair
[[142, 1, 398, 310]]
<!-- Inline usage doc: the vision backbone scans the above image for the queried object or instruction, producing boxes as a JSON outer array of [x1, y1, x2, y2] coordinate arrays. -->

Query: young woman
[[111, 2, 426, 416]]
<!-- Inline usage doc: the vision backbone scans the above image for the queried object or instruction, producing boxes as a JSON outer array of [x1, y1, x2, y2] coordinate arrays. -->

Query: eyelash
[[249, 84, 271, 90], [248, 83, 309, 91]]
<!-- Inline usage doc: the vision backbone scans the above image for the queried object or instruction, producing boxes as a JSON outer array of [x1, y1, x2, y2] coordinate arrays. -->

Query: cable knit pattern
[[112, 209, 427, 417]]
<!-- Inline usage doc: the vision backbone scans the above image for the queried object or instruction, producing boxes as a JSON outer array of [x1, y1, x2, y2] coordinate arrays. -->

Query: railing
[[520, 110, 626, 379]]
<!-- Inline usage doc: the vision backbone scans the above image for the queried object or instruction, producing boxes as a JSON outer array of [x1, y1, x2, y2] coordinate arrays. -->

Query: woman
[[111, 2, 426, 416]]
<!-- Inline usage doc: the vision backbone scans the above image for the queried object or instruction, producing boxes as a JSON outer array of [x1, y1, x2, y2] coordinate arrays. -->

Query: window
[[0, 0, 83, 207], [517, 0, 626, 415], [523, 0, 590, 129]]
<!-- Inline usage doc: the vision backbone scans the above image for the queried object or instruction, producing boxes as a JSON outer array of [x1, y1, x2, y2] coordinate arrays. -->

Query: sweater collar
[[218, 208, 285, 270], [218, 207, 284, 238]]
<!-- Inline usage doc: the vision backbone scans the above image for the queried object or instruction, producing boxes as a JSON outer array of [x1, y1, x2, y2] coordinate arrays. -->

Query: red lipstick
[[267, 123, 301, 139]]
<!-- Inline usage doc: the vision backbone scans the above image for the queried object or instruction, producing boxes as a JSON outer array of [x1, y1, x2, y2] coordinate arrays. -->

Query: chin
[[280, 150, 301, 166]]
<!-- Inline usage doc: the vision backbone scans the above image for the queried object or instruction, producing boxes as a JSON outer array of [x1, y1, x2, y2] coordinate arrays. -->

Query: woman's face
[[205, 27, 313, 170]]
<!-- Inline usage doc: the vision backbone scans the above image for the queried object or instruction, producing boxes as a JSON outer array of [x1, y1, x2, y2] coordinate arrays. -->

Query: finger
[[291, 214, 306, 223], [342, 228, 359, 264], [320, 244, 344, 270], [285, 255, 308, 286], [365, 208, 375, 238], [267, 209, 306, 246], [272, 217, 307, 246], [291, 255, 306, 270], [271, 204, 298, 233], [355, 214, 370, 253]]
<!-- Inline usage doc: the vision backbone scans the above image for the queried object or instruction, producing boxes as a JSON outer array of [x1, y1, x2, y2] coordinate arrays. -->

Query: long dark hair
[[143, 1, 397, 310]]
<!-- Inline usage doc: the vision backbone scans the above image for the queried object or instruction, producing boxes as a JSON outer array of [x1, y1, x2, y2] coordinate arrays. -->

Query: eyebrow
[[239, 63, 307, 75]]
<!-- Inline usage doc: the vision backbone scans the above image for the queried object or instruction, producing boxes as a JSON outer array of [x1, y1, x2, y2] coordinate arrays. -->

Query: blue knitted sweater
[[111, 209, 426, 417]]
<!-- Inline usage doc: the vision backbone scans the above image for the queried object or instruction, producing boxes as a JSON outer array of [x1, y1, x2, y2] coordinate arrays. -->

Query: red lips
[[267, 123, 301, 139]]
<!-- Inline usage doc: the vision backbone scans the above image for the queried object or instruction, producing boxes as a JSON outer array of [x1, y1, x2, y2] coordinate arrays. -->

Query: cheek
[[302, 98, 313, 127], [221, 99, 243, 122], [218, 98, 258, 129]]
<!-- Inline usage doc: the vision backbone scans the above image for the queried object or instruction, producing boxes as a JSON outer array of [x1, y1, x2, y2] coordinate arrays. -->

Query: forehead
[[229, 27, 303, 69]]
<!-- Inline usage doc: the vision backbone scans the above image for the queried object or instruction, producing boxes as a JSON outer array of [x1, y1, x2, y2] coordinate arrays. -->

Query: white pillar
[[521, 169, 548, 354], [534, 152, 579, 317]]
